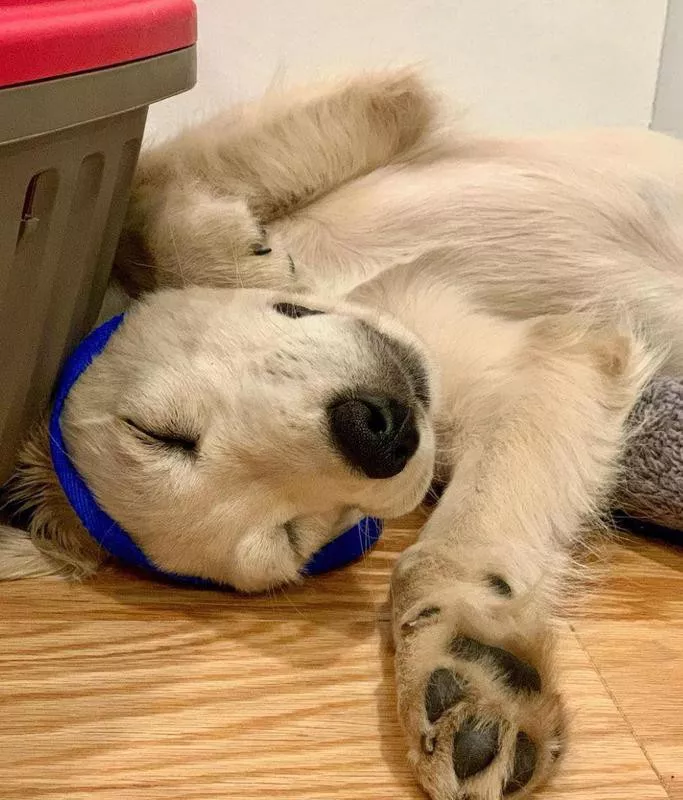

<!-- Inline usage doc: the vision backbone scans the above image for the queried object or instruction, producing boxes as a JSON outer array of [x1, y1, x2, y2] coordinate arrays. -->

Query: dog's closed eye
[[284, 520, 300, 554], [251, 225, 272, 256], [124, 418, 198, 454], [273, 302, 325, 319]]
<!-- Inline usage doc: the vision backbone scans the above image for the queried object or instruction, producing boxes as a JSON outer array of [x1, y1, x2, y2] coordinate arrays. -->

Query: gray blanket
[[618, 377, 683, 534]]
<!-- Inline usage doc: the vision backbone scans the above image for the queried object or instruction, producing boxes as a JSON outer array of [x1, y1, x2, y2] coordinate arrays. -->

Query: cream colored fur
[[3, 70, 683, 799]]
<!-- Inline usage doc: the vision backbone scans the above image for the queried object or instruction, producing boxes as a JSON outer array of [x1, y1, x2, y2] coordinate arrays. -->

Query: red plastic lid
[[0, 0, 197, 89]]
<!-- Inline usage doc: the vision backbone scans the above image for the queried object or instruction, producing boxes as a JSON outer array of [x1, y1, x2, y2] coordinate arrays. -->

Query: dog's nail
[[401, 605, 440, 634], [549, 727, 564, 761], [421, 732, 436, 755]]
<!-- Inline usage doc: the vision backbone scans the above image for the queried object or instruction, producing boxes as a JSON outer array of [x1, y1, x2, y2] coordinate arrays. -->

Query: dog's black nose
[[328, 395, 419, 479]]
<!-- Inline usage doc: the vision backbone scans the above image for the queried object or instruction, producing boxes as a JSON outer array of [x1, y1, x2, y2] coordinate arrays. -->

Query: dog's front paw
[[391, 544, 566, 799], [117, 186, 301, 295]]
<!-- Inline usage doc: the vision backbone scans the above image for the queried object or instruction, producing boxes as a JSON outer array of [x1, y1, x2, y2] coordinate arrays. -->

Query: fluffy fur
[[3, 70, 683, 799]]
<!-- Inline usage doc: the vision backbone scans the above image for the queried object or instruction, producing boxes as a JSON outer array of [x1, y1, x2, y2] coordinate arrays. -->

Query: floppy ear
[[0, 525, 63, 580], [0, 419, 105, 581]]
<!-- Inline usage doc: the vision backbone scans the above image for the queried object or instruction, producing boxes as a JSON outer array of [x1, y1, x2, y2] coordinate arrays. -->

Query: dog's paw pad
[[503, 732, 537, 795], [452, 717, 501, 779], [450, 636, 542, 694], [425, 668, 467, 723]]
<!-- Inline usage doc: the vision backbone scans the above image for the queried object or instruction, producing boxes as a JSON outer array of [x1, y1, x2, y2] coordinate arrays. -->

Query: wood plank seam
[[569, 622, 672, 799]]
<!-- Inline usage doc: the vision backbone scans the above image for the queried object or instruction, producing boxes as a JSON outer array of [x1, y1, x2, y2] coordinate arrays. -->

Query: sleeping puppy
[[3, 70, 683, 800]]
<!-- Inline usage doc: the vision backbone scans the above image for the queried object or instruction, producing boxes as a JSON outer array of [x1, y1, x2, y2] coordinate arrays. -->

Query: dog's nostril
[[366, 403, 391, 435], [394, 443, 411, 460], [328, 395, 419, 480]]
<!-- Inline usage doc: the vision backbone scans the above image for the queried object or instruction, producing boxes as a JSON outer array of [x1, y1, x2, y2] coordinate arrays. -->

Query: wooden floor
[[0, 513, 681, 800]]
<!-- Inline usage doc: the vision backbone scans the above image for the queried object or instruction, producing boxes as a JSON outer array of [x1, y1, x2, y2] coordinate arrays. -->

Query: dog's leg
[[152, 68, 439, 220], [391, 316, 656, 799], [116, 69, 439, 295]]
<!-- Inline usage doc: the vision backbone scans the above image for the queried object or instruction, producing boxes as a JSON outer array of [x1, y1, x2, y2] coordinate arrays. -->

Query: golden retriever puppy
[[3, 70, 683, 800]]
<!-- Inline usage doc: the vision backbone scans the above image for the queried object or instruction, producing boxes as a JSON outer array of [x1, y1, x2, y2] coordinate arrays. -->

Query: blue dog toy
[[49, 315, 383, 588]]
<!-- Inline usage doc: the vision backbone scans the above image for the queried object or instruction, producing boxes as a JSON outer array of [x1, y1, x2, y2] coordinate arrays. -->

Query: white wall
[[652, 0, 683, 137], [147, 0, 668, 141]]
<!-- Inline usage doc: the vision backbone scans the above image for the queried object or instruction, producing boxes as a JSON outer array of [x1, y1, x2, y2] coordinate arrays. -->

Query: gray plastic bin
[[0, 46, 196, 483]]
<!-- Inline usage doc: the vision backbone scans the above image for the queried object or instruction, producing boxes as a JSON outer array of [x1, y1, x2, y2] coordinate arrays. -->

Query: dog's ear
[[1, 419, 105, 581], [0, 525, 63, 580]]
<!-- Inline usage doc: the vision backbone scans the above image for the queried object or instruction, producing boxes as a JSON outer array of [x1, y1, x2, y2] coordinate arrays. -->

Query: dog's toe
[[503, 732, 538, 795], [452, 717, 500, 779]]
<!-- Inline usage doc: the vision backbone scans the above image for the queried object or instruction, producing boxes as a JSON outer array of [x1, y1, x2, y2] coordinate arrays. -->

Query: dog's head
[[55, 287, 435, 591]]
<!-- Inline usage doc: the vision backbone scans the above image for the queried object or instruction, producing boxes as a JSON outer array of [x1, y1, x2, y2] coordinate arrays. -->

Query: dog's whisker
[[167, 221, 188, 288], [276, 583, 305, 619], [128, 258, 180, 278], [47, 430, 76, 466]]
